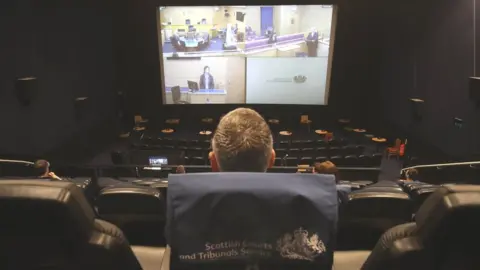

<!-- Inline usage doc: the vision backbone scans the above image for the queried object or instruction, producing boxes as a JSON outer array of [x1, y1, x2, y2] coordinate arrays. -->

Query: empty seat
[[363, 181, 403, 192], [289, 148, 301, 157], [330, 155, 344, 166], [165, 173, 338, 270], [315, 156, 328, 163], [72, 177, 98, 205], [279, 140, 290, 148], [337, 187, 412, 250], [317, 147, 328, 156], [302, 148, 316, 156], [344, 155, 358, 166], [362, 185, 480, 270], [297, 140, 315, 149], [189, 156, 206, 165], [186, 147, 205, 158], [96, 186, 166, 246], [285, 156, 298, 166], [343, 145, 357, 155], [350, 180, 374, 187], [0, 180, 142, 270], [299, 156, 314, 165], [371, 153, 383, 167], [274, 157, 283, 166], [355, 145, 365, 155], [275, 148, 288, 158], [358, 155, 371, 167], [410, 186, 439, 213], [329, 139, 343, 147], [316, 140, 327, 148], [329, 147, 343, 157]]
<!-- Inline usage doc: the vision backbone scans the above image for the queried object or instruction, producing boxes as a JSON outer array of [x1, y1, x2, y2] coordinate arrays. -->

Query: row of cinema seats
[[138, 136, 352, 151], [276, 144, 367, 158], [61, 177, 447, 250], [274, 153, 382, 167], [1, 175, 480, 270], [92, 177, 432, 252]]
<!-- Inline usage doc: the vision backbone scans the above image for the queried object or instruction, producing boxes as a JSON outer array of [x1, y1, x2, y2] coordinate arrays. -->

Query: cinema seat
[[337, 187, 413, 250], [0, 180, 142, 270], [165, 173, 338, 270], [410, 186, 438, 214], [362, 185, 480, 270], [72, 177, 98, 205], [362, 181, 403, 192], [96, 186, 166, 247], [350, 180, 374, 188]]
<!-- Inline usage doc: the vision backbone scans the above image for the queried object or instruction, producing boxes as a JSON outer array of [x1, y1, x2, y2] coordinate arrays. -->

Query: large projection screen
[[157, 5, 337, 105]]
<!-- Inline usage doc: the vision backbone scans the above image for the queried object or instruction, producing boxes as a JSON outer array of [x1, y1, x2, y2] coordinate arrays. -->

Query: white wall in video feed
[[246, 57, 328, 105]]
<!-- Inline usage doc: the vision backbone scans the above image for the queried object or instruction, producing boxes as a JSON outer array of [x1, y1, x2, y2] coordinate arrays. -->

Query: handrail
[[61, 164, 381, 171], [0, 159, 381, 171], [0, 159, 34, 165], [401, 160, 480, 174]]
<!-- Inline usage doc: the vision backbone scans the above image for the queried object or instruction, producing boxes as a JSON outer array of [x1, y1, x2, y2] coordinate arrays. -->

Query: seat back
[[337, 186, 412, 250], [96, 186, 166, 246], [166, 173, 338, 270], [416, 185, 480, 269], [362, 185, 480, 270], [0, 180, 140, 270]]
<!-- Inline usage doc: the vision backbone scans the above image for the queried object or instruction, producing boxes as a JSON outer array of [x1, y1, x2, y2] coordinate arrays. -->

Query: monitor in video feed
[[157, 5, 336, 105], [149, 156, 168, 166]]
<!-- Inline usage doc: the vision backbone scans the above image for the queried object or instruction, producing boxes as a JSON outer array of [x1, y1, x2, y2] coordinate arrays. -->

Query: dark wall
[[0, 0, 117, 158], [377, 0, 480, 158], [115, 0, 384, 126]]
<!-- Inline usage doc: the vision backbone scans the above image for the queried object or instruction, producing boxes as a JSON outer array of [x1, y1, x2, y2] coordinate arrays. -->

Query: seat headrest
[[346, 190, 411, 219], [416, 185, 480, 244], [0, 180, 95, 240], [97, 186, 163, 215], [166, 173, 337, 266], [368, 180, 401, 188], [352, 186, 405, 194]]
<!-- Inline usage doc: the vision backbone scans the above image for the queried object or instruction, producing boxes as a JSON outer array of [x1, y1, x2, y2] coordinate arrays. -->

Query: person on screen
[[223, 23, 237, 50], [306, 27, 319, 57], [199, 66, 215, 89]]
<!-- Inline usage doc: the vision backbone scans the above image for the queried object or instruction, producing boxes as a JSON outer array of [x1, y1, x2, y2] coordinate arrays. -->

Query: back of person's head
[[406, 168, 419, 181], [210, 108, 275, 172], [314, 161, 338, 181], [34, 159, 50, 176]]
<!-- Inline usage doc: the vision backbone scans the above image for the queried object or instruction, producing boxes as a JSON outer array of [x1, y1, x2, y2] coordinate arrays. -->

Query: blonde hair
[[212, 108, 273, 172]]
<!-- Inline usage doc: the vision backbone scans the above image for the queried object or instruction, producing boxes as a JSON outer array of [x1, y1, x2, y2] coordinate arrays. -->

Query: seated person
[[404, 168, 419, 181], [314, 161, 350, 203], [267, 31, 277, 44], [174, 108, 274, 174], [313, 161, 338, 176], [34, 159, 62, 180]]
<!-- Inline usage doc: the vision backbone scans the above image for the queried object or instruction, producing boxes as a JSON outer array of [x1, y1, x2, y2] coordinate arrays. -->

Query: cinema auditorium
[[2, 0, 480, 269]]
